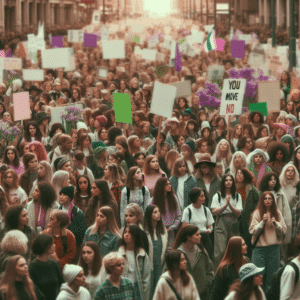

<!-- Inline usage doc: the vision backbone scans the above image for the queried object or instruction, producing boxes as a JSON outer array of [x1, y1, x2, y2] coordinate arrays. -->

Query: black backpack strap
[[142, 186, 146, 200], [126, 187, 130, 204], [61, 235, 68, 253], [217, 192, 221, 204], [204, 206, 207, 218], [162, 173, 166, 177], [165, 279, 182, 300], [188, 207, 192, 222], [290, 262, 300, 286]]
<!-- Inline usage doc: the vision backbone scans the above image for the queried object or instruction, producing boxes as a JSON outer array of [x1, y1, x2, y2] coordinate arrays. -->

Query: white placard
[[170, 81, 192, 98], [99, 68, 108, 78], [204, 25, 214, 32], [142, 49, 157, 61], [49, 104, 83, 128], [41, 48, 71, 69], [0, 58, 22, 70], [0, 67, 3, 83], [220, 79, 246, 115], [68, 30, 84, 43], [239, 34, 252, 44], [208, 65, 225, 81], [186, 31, 204, 45], [102, 40, 125, 59], [23, 69, 44, 81], [64, 48, 76, 72], [150, 81, 177, 119]]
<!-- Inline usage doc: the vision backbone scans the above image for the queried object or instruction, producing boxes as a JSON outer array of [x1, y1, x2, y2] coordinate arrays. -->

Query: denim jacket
[[83, 227, 120, 257]]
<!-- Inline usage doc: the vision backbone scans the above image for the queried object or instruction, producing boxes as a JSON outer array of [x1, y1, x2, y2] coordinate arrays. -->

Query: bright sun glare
[[142, 0, 174, 17]]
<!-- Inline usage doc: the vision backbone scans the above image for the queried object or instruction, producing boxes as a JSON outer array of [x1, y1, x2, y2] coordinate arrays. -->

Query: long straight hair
[[143, 155, 164, 175], [144, 205, 165, 240], [2, 146, 20, 168], [37, 161, 53, 183], [0, 255, 37, 300], [228, 277, 263, 300], [104, 163, 123, 186], [220, 174, 236, 198], [216, 236, 248, 276], [78, 241, 102, 276]]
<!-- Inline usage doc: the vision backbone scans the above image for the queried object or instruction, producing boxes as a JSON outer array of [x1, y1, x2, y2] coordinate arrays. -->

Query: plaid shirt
[[292, 201, 300, 238], [94, 277, 136, 300]]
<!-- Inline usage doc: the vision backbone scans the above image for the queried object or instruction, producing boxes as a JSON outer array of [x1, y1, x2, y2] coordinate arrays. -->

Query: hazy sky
[[143, 0, 174, 17]]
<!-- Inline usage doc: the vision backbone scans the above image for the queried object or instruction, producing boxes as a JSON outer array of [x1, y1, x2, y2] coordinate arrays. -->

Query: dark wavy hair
[[24, 121, 43, 142], [107, 126, 122, 146], [255, 125, 269, 140], [250, 111, 264, 125], [74, 175, 92, 207], [267, 141, 289, 163], [242, 124, 255, 140], [220, 174, 236, 198], [36, 182, 57, 209], [144, 205, 165, 241], [236, 136, 255, 151], [259, 172, 281, 193], [4, 205, 24, 230], [31, 234, 53, 256], [235, 168, 255, 185], [49, 123, 65, 138], [2, 146, 20, 168]]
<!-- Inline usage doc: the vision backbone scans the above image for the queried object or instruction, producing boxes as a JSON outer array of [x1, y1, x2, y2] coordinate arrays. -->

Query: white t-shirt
[[9, 187, 27, 204], [126, 250, 136, 283], [211, 192, 243, 215], [182, 204, 214, 232], [85, 270, 102, 299], [177, 174, 189, 210]]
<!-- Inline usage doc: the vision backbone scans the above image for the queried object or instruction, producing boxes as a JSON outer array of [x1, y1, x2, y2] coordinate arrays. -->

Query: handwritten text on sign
[[220, 79, 246, 115]]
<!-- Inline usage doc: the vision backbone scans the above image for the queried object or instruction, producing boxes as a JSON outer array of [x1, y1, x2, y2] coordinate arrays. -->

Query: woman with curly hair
[[29, 141, 49, 163], [267, 141, 289, 176], [250, 111, 265, 136], [249, 191, 287, 291], [0, 254, 45, 300], [272, 123, 288, 142], [2, 146, 24, 176], [22, 121, 44, 144], [247, 149, 272, 190]]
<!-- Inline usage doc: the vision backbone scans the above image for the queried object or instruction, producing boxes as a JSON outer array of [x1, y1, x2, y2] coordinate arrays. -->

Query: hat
[[185, 140, 196, 153], [62, 264, 83, 284], [295, 145, 300, 154], [72, 71, 82, 79], [279, 110, 288, 117], [200, 121, 211, 132], [281, 134, 293, 143], [28, 85, 42, 93], [53, 78, 61, 86], [165, 117, 179, 127], [189, 188, 202, 203], [94, 146, 108, 159], [294, 125, 300, 137], [101, 89, 109, 94], [273, 123, 288, 133], [194, 153, 216, 169], [183, 108, 193, 116], [36, 112, 51, 124], [77, 121, 88, 131], [142, 84, 153, 92], [285, 114, 297, 126], [92, 140, 106, 151], [95, 115, 108, 127], [55, 156, 71, 171], [239, 263, 264, 283], [59, 185, 75, 200]]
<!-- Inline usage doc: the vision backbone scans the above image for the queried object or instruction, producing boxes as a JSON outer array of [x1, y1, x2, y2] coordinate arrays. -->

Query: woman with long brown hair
[[2, 146, 24, 176], [211, 236, 249, 300], [249, 191, 287, 292], [0, 255, 44, 300], [165, 150, 180, 176], [76, 133, 93, 158]]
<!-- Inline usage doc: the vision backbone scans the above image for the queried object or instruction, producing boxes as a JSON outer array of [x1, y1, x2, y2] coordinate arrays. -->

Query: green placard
[[113, 92, 132, 124], [249, 102, 268, 116]]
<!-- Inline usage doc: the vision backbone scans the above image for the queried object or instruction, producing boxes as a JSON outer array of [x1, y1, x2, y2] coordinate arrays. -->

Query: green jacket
[[196, 177, 221, 209]]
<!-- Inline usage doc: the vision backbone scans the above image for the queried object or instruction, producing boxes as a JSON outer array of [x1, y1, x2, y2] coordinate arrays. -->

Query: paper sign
[[41, 48, 71, 69], [0, 67, 3, 83], [49, 104, 83, 127], [68, 30, 84, 43], [216, 39, 225, 51], [150, 81, 177, 119], [205, 25, 214, 32], [113, 92, 132, 124], [141, 49, 157, 61], [0, 58, 22, 70], [239, 34, 252, 44], [258, 81, 280, 112], [208, 65, 225, 81], [64, 48, 76, 72], [102, 40, 125, 59], [269, 55, 283, 79], [99, 67, 108, 78], [249, 102, 268, 116], [231, 40, 245, 58], [84, 33, 97, 47], [220, 79, 247, 115], [51, 36, 63, 48], [13, 92, 31, 121], [154, 66, 168, 79], [23, 69, 44, 81], [170, 80, 192, 98]]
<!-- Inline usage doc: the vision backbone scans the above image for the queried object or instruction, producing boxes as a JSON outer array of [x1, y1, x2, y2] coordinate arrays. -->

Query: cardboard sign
[[141, 49, 157, 61], [41, 48, 72, 69], [113, 92, 132, 124], [208, 65, 225, 81], [269, 55, 283, 79], [258, 81, 280, 112], [220, 79, 246, 115], [64, 48, 76, 72], [67, 30, 84, 43], [23, 69, 44, 81], [98, 67, 108, 78], [102, 40, 125, 59], [13, 92, 31, 121], [239, 34, 252, 44], [170, 80, 192, 98], [249, 102, 268, 116], [0, 58, 22, 70]]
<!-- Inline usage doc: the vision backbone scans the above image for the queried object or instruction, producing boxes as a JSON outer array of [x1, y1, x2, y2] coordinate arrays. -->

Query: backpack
[[266, 261, 299, 300], [187, 206, 208, 222], [61, 206, 78, 252], [126, 186, 146, 204]]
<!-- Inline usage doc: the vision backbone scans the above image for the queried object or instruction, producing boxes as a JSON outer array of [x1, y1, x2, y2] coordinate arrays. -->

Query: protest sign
[[239, 34, 252, 44], [220, 79, 246, 115], [49, 104, 83, 128], [13, 92, 31, 121], [0, 67, 3, 83], [41, 48, 71, 69], [170, 81, 192, 98], [269, 55, 283, 79], [142, 49, 157, 61], [23, 69, 44, 81], [150, 82, 177, 119], [68, 30, 84, 43], [0, 58, 22, 70], [208, 65, 225, 81], [248, 43, 266, 67], [64, 48, 76, 72], [258, 81, 280, 112], [98, 67, 108, 79], [102, 40, 125, 59], [249, 102, 268, 116], [113, 93, 132, 124]]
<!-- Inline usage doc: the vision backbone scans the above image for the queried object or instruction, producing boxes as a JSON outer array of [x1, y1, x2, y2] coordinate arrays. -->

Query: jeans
[[251, 244, 280, 292]]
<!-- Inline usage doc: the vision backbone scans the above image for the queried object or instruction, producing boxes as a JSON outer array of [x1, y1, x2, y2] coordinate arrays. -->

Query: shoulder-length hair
[[165, 150, 180, 172], [251, 191, 280, 222], [181, 144, 197, 166], [78, 241, 102, 276], [173, 224, 205, 252], [235, 168, 255, 185], [24, 121, 43, 142], [90, 206, 121, 238], [0, 188, 8, 218], [172, 158, 191, 177], [259, 172, 281, 193], [74, 175, 92, 205], [2, 169, 19, 193], [216, 236, 248, 276], [37, 161, 53, 183], [124, 203, 144, 226], [229, 151, 247, 175], [115, 136, 130, 157], [256, 125, 269, 140], [153, 177, 177, 214], [71, 87, 82, 103], [144, 205, 165, 240], [78, 133, 93, 153], [185, 120, 199, 135], [126, 166, 144, 190], [29, 141, 49, 163], [231, 124, 244, 141], [51, 170, 69, 199], [228, 277, 264, 300], [220, 174, 236, 198], [127, 135, 141, 155], [36, 182, 57, 209], [165, 250, 190, 287], [143, 155, 164, 175], [3, 146, 20, 168], [4, 205, 24, 230], [279, 163, 300, 188], [105, 163, 122, 186], [237, 135, 255, 151], [243, 124, 255, 140], [0, 230, 28, 254], [22, 153, 37, 170], [0, 255, 37, 300]]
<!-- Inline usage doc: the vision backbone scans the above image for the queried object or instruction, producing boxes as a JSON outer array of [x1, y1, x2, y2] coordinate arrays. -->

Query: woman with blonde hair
[[51, 170, 69, 201], [212, 139, 233, 175], [83, 206, 121, 257], [226, 151, 247, 177], [0, 254, 45, 300]]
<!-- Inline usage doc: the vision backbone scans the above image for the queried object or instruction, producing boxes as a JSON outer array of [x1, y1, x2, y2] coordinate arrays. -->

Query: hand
[[263, 213, 268, 224], [271, 217, 276, 224], [167, 227, 172, 232], [12, 197, 20, 205], [226, 196, 230, 206]]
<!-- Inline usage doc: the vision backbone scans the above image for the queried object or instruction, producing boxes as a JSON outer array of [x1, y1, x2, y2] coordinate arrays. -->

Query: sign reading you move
[[220, 79, 246, 115]]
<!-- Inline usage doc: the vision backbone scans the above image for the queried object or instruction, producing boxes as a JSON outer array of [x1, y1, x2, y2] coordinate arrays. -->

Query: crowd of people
[[0, 15, 300, 300]]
